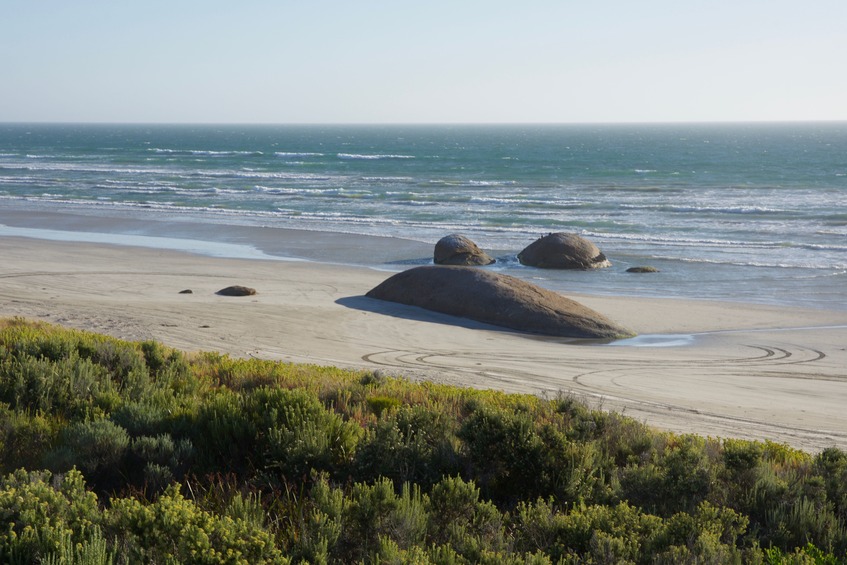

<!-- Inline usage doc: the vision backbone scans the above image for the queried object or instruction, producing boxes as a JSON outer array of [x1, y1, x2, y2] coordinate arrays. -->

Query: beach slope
[[2, 236, 846, 452]]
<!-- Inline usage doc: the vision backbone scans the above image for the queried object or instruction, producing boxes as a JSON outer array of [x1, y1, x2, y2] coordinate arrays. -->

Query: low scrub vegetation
[[1, 318, 846, 563]]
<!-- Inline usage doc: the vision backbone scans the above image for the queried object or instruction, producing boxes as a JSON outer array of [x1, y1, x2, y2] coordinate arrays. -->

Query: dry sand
[[2, 236, 847, 452]]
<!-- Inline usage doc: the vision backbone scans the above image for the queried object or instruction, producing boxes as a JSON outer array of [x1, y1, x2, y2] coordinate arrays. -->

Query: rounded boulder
[[434, 234, 495, 266], [366, 265, 634, 340], [518, 233, 611, 269]]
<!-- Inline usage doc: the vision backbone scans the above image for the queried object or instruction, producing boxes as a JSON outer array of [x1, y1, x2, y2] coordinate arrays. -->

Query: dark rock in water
[[179, 289, 194, 294], [366, 266, 634, 340], [518, 232, 611, 269], [216, 285, 257, 296], [434, 234, 495, 266], [626, 266, 660, 273]]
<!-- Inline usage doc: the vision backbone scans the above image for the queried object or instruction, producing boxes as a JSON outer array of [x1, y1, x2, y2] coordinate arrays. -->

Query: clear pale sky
[[3, 1, 845, 124]]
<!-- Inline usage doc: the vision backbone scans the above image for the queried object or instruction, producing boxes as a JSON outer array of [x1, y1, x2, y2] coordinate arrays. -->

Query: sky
[[3, 1, 846, 124]]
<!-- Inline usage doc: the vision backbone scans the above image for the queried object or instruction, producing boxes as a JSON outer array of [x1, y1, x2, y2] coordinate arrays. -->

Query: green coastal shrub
[[618, 435, 717, 517], [816, 447, 847, 524], [41, 526, 114, 565], [260, 387, 362, 479], [292, 473, 346, 563], [45, 419, 130, 483], [513, 499, 663, 562], [459, 405, 545, 501], [225, 491, 267, 530], [4, 320, 847, 562], [459, 405, 610, 506], [131, 433, 193, 470], [427, 475, 507, 560], [106, 484, 287, 564], [0, 469, 102, 564], [189, 389, 259, 475], [763, 496, 846, 553], [189, 386, 363, 479], [128, 433, 194, 492], [652, 502, 748, 562], [354, 404, 460, 488], [0, 405, 58, 472], [110, 397, 176, 438], [0, 353, 117, 420], [339, 478, 429, 562], [0, 320, 197, 423], [366, 395, 401, 417], [597, 412, 655, 468]]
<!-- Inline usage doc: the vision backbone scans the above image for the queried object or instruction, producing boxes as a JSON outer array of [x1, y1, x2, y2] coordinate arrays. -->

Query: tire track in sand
[[359, 339, 845, 450]]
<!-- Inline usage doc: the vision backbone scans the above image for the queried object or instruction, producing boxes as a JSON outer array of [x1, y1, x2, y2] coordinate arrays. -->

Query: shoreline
[[3, 201, 846, 313], [2, 235, 847, 452], [0, 202, 437, 266]]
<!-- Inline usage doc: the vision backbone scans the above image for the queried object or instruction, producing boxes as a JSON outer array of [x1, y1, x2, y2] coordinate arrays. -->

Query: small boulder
[[518, 232, 611, 269], [216, 285, 256, 297], [366, 266, 634, 340], [178, 289, 193, 294], [626, 266, 659, 273], [434, 234, 495, 266]]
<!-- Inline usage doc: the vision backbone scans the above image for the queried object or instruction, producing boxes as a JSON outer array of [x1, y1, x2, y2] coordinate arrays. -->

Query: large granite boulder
[[518, 233, 611, 269], [434, 234, 495, 266], [366, 266, 634, 340]]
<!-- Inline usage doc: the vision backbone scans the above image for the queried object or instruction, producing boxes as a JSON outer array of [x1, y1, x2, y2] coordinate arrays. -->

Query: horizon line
[[2, 119, 846, 127]]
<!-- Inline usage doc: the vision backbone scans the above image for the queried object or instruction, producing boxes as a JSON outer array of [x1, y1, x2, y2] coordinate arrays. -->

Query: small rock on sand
[[216, 285, 257, 296]]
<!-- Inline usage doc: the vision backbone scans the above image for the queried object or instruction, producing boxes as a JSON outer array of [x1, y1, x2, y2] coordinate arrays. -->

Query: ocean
[[1, 123, 845, 311]]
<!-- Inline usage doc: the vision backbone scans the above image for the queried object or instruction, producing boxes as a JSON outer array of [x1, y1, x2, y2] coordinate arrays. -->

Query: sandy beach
[[2, 235, 847, 453]]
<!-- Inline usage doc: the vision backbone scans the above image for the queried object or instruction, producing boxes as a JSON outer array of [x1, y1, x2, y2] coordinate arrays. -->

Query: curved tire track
[[359, 339, 844, 450]]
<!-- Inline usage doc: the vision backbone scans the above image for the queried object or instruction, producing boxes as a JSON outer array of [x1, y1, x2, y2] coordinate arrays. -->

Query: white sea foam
[[254, 185, 370, 197], [274, 151, 325, 157], [467, 180, 517, 186], [225, 170, 336, 181], [337, 153, 415, 160], [0, 176, 41, 184], [816, 228, 847, 236], [1, 162, 184, 176], [468, 196, 583, 207], [361, 176, 414, 182], [150, 148, 263, 156], [619, 203, 783, 215]]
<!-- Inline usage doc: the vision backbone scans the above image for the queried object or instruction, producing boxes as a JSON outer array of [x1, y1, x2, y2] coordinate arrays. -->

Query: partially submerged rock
[[518, 233, 611, 269], [626, 266, 659, 273], [216, 285, 257, 297], [366, 266, 634, 340], [434, 234, 495, 266]]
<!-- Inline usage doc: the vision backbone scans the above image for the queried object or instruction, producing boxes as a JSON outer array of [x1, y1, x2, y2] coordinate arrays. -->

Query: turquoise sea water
[[1, 123, 845, 310]]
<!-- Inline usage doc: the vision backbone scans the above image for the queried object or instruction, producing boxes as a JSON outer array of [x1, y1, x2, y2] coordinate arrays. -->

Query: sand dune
[[2, 236, 846, 452]]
